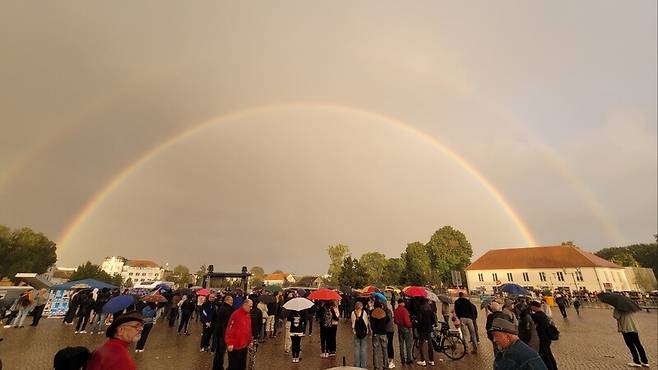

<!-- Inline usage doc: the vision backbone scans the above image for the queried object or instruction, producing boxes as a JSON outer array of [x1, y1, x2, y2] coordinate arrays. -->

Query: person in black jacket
[[213, 295, 234, 370], [89, 289, 110, 335], [178, 295, 195, 336], [200, 294, 217, 351], [454, 292, 478, 353], [250, 298, 263, 342], [415, 298, 436, 366], [529, 301, 558, 370], [74, 291, 93, 334]]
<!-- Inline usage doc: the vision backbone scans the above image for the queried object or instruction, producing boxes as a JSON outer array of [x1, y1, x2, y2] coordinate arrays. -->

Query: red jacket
[[225, 307, 252, 350], [86, 338, 136, 370], [394, 305, 412, 328]]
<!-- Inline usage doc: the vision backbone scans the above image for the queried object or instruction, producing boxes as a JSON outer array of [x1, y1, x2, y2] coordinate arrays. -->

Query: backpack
[[547, 322, 560, 341], [19, 294, 31, 307], [322, 307, 333, 328], [354, 310, 368, 339]]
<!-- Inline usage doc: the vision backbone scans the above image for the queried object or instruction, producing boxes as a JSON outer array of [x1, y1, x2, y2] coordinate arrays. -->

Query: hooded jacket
[[225, 308, 252, 350]]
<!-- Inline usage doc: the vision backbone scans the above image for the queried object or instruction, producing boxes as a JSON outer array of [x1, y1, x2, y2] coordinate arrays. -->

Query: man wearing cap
[[225, 299, 253, 370], [489, 317, 547, 370], [86, 311, 143, 370]]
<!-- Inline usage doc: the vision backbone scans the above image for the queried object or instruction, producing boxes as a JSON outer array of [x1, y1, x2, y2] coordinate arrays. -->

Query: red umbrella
[[195, 288, 211, 296], [307, 288, 342, 301], [404, 286, 428, 298], [361, 286, 380, 294]]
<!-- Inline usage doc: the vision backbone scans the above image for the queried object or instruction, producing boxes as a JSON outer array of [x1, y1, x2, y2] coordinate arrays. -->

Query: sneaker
[[79, 330, 86, 334], [641, 364, 650, 368], [416, 360, 427, 366], [3, 325, 11, 329], [329, 352, 336, 357], [74, 331, 79, 334], [628, 363, 642, 368], [388, 360, 396, 368], [428, 361, 435, 366]]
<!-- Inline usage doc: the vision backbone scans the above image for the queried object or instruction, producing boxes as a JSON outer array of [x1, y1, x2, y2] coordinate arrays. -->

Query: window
[[129, 272, 133, 276], [539, 272, 546, 282], [507, 273, 513, 282], [478, 273, 484, 282], [142, 273, 147, 276], [556, 272, 564, 282], [522, 272, 529, 282], [492, 273, 498, 282]]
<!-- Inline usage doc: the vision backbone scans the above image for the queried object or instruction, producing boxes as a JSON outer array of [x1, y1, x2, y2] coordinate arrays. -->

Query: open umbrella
[[598, 293, 641, 312], [499, 283, 530, 296], [372, 292, 387, 302], [264, 285, 283, 293], [424, 290, 440, 303], [404, 286, 428, 298], [102, 294, 136, 314], [258, 294, 276, 304], [308, 288, 341, 301], [361, 286, 380, 294], [153, 283, 172, 292], [296, 288, 307, 297], [283, 297, 314, 311], [437, 294, 452, 304], [143, 294, 168, 303], [195, 288, 211, 296]]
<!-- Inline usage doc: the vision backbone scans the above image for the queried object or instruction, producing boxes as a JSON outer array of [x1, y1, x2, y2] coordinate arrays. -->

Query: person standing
[[64, 289, 82, 325], [555, 295, 568, 319], [135, 302, 156, 352], [573, 298, 581, 316], [213, 295, 234, 370], [319, 301, 331, 358], [200, 294, 218, 352], [455, 292, 478, 354], [256, 299, 268, 342], [86, 311, 143, 370], [384, 300, 396, 369], [485, 301, 515, 355], [415, 298, 436, 366], [168, 294, 181, 327], [89, 289, 110, 335], [288, 310, 305, 363], [394, 298, 413, 365], [250, 299, 263, 343], [613, 308, 649, 367], [265, 295, 277, 338], [370, 304, 389, 370], [328, 300, 340, 357], [178, 295, 195, 335], [303, 303, 315, 337], [529, 301, 558, 370], [30, 288, 49, 327], [441, 300, 450, 327], [489, 317, 548, 370], [225, 299, 253, 370], [75, 291, 93, 334], [515, 302, 540, 353], [351, 301, 370, 368]]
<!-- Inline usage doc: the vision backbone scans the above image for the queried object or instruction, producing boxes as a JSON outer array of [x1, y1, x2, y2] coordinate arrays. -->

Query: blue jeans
[[372, 334, 388, 370], [89, 312, 107, 333], [353, 336, 368, 368]]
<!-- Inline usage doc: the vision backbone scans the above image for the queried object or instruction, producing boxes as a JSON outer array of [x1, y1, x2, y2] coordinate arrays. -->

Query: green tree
[[359, 252, 387, 286], [170, 265, 193, 286], [249, 266, 265, 288], [337, 256, 368, 289], [68, 261, 119, 286], [0, 225, 57, 282], [596, 242, 658, 278], [195, 264, 207, 286], [383, 257, 405, 286], [610, 252, 639, 267], [326, 244, 350, 286], [124, 278, 134, 288], [401, 242, 431, 285], [424, 226, 473, 286]]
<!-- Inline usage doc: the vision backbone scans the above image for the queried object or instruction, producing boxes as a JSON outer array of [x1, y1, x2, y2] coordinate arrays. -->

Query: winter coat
[[288, 311, 305, 336], [215, 302, 235, 339], [225, 308, 252, 350], [394, 305, 412, 328], [86, 338, 136, 370], [417, 302, 437, 333], [613, 309, 638, 333], [518, 310, 540, 352], [454, 297, 475, 319]]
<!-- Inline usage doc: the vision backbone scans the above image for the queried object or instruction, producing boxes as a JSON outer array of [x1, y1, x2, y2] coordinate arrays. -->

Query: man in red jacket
[[394, 299, 413, 364], [86, 311, 143, 370], [225, 299, 253, 370]]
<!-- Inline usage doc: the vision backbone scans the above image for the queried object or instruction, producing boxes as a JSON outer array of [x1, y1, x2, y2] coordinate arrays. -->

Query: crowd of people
[[0, 284, 653, 370]]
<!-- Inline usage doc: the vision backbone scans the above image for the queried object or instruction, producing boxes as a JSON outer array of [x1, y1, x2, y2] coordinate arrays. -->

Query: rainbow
[[56, 102, 538, 250]]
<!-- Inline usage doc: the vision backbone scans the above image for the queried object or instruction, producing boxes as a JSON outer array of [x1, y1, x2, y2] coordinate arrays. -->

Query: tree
[[610, 252, 639, 267], [326, 244, 350, 285], [596, 242, 658, 279], [424, 226, 473, 286], [337, 256, 368, 289], [383, 258, 405, 286], [401, 242, 431, 285], [170, 265, 193, 286], [359, 252, 387, 286], [68, 261, 119, 286], [0, 225, 57, 282], [124, 278, 134, 288], [249, 266, 265, 288], [195, 264, 207, 286]]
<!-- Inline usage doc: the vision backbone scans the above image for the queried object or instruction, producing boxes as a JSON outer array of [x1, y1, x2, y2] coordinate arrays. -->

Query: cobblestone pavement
[[0, 307, 656, 369]]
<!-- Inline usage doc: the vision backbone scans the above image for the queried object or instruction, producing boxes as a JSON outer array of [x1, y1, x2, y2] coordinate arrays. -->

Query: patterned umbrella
[[142, 293, 167, 303]]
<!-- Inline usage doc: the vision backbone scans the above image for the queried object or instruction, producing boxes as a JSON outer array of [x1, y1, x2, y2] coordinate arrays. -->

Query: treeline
[[0, 224, 57, 282], [326, 225, 473, 289], [595, 236, 658, 279]]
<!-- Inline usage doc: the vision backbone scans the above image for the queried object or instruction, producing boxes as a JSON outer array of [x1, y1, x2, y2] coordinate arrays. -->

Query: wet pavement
[[0, 307, 656, 369]]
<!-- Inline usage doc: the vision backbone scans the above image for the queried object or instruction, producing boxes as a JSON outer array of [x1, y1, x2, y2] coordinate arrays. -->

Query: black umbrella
[[258, 295, 276, 304], [598, 293, 641, 312]]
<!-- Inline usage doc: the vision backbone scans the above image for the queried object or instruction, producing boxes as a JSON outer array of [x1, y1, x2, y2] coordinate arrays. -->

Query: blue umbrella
[[102, 294, 136, 314], [153, 283, 172, 292], [372, 292, 387, 302], [498, 283, 530, 296]]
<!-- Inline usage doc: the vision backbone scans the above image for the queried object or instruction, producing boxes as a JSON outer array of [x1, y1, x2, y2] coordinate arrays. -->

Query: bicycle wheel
[[411, 337, 420, 360], [441, 334, 466, 360]]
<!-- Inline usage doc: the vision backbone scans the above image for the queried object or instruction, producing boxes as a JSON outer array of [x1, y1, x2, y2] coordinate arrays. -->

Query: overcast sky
[[0, 1, 655, 275]]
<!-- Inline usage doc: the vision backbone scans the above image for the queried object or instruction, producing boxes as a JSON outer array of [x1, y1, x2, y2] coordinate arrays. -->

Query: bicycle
[[412, 322, 466, 361]]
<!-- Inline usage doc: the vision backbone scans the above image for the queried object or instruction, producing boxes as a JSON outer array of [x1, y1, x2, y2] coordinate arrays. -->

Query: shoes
[[74, 331, 79, 334], [185, 332, 191, 336], [3, 325, 11, 329], [641, 364, 650, 368], [388, 360, 396, 368], [329, 352, 336, 357], [627, 363, 642, 368], [428, 361, 435, 366], [416, 360, 427, 366], [79, 330, 86, 333], [135, 349, 144, 353]]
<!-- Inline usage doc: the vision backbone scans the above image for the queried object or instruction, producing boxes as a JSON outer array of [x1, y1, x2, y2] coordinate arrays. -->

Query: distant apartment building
[[100, 256, 165, 284], [466, 245, 630, 293]]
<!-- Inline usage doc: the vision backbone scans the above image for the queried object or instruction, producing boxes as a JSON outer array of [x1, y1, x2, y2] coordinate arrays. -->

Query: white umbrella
[[282, 297, 314, 311], [424, 288, 440, 303]]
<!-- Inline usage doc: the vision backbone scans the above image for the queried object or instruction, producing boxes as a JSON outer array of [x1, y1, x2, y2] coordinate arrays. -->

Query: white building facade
[[100, 257, 164, 284], [466, 245, 630, 294]]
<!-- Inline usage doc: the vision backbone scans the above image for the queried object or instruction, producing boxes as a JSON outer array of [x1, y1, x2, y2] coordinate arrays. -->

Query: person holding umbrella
[[135, 302, 156, 353], [283, 297, 313, 363], [598, 293, 650, 368]]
